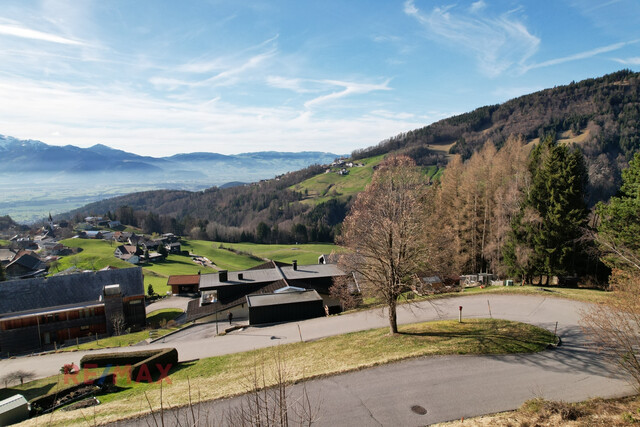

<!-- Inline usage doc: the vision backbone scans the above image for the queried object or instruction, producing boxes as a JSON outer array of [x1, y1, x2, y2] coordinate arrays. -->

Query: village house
[[114, 245, 143, 264], [0, 268, 146, 355], [4, 252, 46, 279]]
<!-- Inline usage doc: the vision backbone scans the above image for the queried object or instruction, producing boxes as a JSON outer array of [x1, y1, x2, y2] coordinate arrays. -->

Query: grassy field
[[0, 239, 9, 246], [16, 318, 555, 426], [182, 240, 343, 268], [54, 239, 342, 295]]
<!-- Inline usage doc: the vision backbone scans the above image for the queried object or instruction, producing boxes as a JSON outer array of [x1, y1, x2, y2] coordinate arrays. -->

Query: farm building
[[0, 268, 146, 355]]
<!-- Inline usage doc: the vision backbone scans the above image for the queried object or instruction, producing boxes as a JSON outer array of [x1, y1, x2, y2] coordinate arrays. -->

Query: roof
[[6, 253, 42, 271], [0, 394, 28, 412], [0, 267, 144, 317], [199, 269, 282, 289], [247, 289, 322, 308], [280, 264, 346, 280], [168, 274, 200, 286], [199, 263, 347, 290], [0, 248, 15, 262]]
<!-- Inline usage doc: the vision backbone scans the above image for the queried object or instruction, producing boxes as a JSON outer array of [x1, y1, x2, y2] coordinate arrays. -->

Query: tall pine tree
[[504, 136, 588, 283]]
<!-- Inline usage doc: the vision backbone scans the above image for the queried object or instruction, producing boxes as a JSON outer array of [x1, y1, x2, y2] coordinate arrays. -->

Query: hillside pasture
[[291, 154, 385, 205]]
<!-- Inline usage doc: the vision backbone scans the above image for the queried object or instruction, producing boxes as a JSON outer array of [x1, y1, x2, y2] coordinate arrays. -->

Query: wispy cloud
[[0, 22, 85, 46], [303, 79, 392, 109], [403, 0, 539, 77], [0, 77, 420, 156], [613, 56, 640, 65], [523, 40, 639, 72]]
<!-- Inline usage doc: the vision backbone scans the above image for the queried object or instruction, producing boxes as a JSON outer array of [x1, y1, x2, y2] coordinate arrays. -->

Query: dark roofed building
[[247, 289, 324, 325], [185, 260, 349, 323], [0, 268, 145, 354], [5, 253, 45, 279]]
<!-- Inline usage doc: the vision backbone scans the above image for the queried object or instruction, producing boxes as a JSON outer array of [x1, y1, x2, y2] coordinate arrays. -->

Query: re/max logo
[[63, 363, 172, 384]]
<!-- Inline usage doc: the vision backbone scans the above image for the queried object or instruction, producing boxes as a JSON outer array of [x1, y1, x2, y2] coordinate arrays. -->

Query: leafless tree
[[339, 155, 428, 334], [111, 314, 126, 336]]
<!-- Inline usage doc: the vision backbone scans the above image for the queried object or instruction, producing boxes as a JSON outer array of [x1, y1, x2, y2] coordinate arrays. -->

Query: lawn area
[[181, 240, 262, 271], [0, 239, 10, 246], [458, 284, 612, 304], [56, 238, 132, 272], [21, 318, 555, 426], [182, 240, 344, 269], [146, 308, 183, 327], [219, 241, 345, 265]]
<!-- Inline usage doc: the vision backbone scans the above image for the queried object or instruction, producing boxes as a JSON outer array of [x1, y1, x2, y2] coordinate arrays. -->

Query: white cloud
[[0, 22, 85, 45], [523, 41, 636, 72], [403, 0, 540, 77], [304, 79, 392, 108], [0, 77, 420, 157], [469, 1, 487, 13], [613, 56, 640, 65]]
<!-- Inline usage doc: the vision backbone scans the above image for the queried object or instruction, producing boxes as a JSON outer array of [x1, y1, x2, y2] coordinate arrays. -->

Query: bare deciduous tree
[[111, 314, 126, 336], [339, 155, 427, 334]]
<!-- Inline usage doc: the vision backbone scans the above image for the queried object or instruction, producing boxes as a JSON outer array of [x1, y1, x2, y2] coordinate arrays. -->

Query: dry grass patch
[[436, 395, 640, 426], [19, 319, 555, 426]]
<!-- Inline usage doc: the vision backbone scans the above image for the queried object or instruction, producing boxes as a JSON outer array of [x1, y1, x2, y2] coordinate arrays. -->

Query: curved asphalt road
[[1, 294, 633, 425]]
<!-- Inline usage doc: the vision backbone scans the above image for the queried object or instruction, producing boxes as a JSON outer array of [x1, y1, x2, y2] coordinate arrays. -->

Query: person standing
[[227, 311, 233, 325]]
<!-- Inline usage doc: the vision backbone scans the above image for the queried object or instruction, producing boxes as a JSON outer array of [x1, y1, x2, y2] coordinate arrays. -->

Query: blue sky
[[0, 0, 638, 156]]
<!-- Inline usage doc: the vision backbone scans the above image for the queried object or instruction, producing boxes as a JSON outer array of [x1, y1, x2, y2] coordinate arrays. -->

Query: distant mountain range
[[0, 136, 340, 181], [0, 135, 342, 222]]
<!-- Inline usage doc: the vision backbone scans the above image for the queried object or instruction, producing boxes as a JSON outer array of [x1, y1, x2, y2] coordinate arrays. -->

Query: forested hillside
[[356, 69, 640, 203], [68, 70, 640, 243]]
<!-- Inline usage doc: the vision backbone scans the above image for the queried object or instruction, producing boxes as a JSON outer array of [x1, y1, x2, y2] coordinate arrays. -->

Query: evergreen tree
[[596, 152, 640, 268], [504, 137, 588, 283], [0, 263, 5, 282]]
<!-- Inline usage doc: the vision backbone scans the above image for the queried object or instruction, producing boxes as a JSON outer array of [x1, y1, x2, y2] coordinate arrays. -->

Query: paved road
[[2, 294, 633, 425], [145, 295, 193, 315]]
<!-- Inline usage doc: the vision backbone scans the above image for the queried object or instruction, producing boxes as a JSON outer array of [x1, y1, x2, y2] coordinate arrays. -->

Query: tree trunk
[[388, 299, 398, 335]]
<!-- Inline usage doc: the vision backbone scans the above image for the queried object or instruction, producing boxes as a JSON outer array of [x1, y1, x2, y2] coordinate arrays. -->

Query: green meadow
[[55, 238, 342, 295]]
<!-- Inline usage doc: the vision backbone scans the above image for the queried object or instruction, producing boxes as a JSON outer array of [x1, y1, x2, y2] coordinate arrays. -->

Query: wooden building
[[0, 268, 146, 355]]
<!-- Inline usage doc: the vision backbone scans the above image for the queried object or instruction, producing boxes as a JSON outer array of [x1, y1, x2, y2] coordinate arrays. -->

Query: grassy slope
[[17, 319, 555, 426], [291, 154, 385, 205], [290, 154, 443, 206]]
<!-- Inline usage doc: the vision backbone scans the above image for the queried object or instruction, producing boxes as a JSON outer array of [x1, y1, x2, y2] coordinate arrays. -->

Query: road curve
[[109, 294, 634, 426]]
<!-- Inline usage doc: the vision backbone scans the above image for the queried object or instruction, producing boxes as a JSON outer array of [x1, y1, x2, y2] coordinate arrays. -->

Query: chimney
[[292, 260, 297, 271], [238, 273, 244, 280], [219, 270, 228, 282]]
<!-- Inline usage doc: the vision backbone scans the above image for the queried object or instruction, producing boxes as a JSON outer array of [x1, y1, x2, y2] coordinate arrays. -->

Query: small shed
[[0, 394, 29, 425], [246, 289, 325, 325]]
